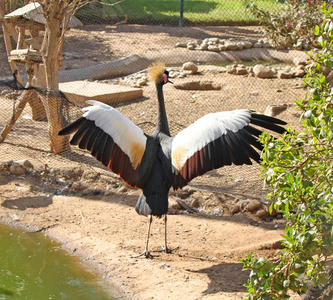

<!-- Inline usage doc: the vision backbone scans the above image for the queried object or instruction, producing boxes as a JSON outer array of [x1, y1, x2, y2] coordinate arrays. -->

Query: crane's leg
[[132, 215, 159, 259], [153, 214, 179, 254]]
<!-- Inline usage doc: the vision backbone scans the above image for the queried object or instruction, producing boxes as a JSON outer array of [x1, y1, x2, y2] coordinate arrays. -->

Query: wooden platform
[[59, 81, 143, 106]]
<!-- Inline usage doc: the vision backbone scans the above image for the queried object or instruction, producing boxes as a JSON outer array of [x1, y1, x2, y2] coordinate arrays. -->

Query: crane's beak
[[167, 78, 174, 84]]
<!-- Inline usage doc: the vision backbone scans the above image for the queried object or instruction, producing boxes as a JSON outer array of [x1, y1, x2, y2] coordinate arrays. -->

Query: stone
[[256, 209, 269, 218], [263, 41, 272, 48], [226, 65, 236, 74], [241, 41, 253, 49], [244, 37, 258, 44], [277, 71, 293, 79], [182, 62, 198, 74], [187, 44, 195, 50], [264, 104, 288, 117], [9, 164, 26, 176], [16, 159, 34, 169], [218, 44, 227, 51], [225, 41, 239, 51], [229, 205, 240, 215], [246, 200, 262, 212], [72, 182, 87, 191], [198, 43, 208, 51], [236, 42, 244, 50], [207, 45, 220, 52], [236, 67, 248, 75], [253, 65, 275, 78], [293, 57, 307, 66], [294, 66, 305, 77], [175, 42, 187, 48], [252, 42, 263, 48]]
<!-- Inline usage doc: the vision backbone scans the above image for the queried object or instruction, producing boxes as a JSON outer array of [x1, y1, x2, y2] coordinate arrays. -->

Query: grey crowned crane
[[58, 62, 287, 258]]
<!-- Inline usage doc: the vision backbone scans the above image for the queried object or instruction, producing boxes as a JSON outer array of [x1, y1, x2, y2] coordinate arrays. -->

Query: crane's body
[[59, 62, 287, 258]]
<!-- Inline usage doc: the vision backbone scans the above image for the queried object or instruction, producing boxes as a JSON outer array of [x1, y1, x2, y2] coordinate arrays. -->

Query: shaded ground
[[0, 25, 307, 299]]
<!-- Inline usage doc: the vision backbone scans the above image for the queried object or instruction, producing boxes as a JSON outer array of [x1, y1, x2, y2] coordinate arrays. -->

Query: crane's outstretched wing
[[59, 100, 148, 188], [171, 109, 286, 189]]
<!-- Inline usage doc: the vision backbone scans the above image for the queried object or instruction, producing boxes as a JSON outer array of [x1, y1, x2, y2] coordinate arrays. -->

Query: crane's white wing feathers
[[83, 100, 147, 169], [171, 109, 252, 172]]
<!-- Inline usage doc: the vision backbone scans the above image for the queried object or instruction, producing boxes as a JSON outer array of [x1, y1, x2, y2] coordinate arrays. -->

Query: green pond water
[[0, 224, 119, 300]]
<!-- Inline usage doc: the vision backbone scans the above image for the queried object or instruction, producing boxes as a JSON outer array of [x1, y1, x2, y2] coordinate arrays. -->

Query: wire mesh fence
[[0, 0, 307, 199]]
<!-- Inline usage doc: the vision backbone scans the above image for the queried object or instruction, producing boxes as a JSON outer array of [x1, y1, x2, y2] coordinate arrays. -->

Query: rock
[[236, 67, 248, 75], [277, 71, 293, 79], [225, 40, 239, 50], [137, 78, 147, 86], [256, 209, 269, 218], [241, 41, 253, 49], [72, 182, 87, 191], [207, 45, 220, 52], [252, 42, 263, 48], [264, 104, 288, 117], [236, 42, 244, 50], [175, 42, 187, 48], [293, 57, 307, 66], [209, 37, 220, 43], [182, 62, 198, 74], [262, 41, 272, 48], [218, 44, 227, 51], [226, 65, 237, 74], [229, 204, 240, 215], [198, 43, 208, 51], [187, 44, 195, 50], [16, 159, 34, 169], [244, 38, 258, 44], [294, 66, 306, 77], [246, 200, 262, 212], [9, 164, 26, 176], [174, 81, 221, 90], [253, 65, 275, 78]]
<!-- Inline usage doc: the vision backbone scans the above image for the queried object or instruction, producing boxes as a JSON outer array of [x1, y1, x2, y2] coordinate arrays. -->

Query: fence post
[[179, 0, 184, 27]]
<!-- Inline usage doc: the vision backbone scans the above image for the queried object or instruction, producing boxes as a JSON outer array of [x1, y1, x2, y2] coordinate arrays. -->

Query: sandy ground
[[0, 25, 308, 299]]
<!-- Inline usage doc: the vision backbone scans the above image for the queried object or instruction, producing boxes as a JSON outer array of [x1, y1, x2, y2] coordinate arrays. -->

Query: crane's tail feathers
[[135, 193, 168, 217]]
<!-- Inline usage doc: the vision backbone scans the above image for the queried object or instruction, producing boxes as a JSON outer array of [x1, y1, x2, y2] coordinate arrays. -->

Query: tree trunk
[[42, 5, 70, 154]]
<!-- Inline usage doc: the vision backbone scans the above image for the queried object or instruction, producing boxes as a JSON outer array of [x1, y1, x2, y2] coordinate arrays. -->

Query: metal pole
[[179, 0, 184, 27]]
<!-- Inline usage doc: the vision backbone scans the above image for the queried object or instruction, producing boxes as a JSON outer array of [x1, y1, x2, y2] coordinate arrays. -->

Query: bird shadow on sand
[[188, 262, 250, 294]]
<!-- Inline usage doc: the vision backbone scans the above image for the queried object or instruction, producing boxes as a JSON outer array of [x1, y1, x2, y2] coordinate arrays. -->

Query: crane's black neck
[[155, 82, 170, 136]]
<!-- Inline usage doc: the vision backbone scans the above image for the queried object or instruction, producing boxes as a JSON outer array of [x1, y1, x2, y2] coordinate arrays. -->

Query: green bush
[[241, 3, 333, 299], [244, 0, 325, 48]]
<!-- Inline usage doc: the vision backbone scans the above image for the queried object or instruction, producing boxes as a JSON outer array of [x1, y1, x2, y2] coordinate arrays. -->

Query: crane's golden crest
[[148, 62, 165, 83]]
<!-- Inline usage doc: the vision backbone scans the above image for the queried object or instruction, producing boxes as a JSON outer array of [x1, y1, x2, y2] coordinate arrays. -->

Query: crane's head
[[148, 62, 171, 85]]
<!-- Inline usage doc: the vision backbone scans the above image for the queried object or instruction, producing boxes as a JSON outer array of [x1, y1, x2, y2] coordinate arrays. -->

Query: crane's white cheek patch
[[129, 142, 145, 169], [172, 146, 187, 173]]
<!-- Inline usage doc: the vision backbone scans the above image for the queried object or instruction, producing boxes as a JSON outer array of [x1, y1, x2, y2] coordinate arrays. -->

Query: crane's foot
[[131, 249, 160, 259], [152, 244, 179, 254]]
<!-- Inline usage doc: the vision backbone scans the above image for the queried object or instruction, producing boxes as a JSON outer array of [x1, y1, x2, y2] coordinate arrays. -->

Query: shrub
[[241, 3, 333, 299], [244, 0, 326, 48]]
